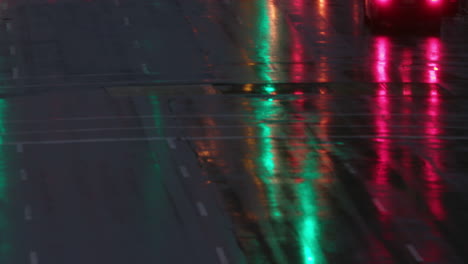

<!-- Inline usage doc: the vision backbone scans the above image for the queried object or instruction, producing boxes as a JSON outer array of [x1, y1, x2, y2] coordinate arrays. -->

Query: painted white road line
[[24, 205, 32, 221], [406, 244, 423, 262], [216, 247, 229, 264], [141, 63, 149, 74], [20, 169, 27, 181], [6, 21, 11, 31], [9, 46, 15, 56], [372, 198, 387, 213], [16, 144, 23, 152], [167, 138, 176, 149], [29, 251, 38, 264], [12, 67, 18, 79], [179, 166, 190, 178], [196, 202, 208, 216], [344, 163, 357, 175]]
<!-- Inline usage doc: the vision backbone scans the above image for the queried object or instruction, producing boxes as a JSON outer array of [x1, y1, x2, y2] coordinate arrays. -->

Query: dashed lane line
[[179, 166, 190, 178], [196, 202, 208, 216], [24, 205, 32, 221], [167, 138, 176, 149], [216, 247, 229, 264], [12, 66, 18, 79], [372, 198, 388, 214], [29, 251, 38, 264], [20, 169, 27, 181], [406, 244, 423, 262]]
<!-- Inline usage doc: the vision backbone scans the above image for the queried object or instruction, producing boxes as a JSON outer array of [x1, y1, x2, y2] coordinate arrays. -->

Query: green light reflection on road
[[257, 111, 280, 219], [0, 99, 10, 260], [253, 0, 324, 262], [256, 0, 276, 93], [297, 145, 326, 264]]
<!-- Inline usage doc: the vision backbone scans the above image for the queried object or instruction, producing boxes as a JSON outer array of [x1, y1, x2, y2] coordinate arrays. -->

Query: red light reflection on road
[[423, 84, 445, 220], [290, 0, 306, 82], [375, 37, 390, 83], [317, 0, 329, 83], [400, 49, 413, 83], [374, 84, 391, 188], [425, 38, 441, 83]]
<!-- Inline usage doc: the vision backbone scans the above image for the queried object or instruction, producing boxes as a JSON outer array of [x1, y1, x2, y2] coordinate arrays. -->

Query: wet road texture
[[0, 0, 467, 263]]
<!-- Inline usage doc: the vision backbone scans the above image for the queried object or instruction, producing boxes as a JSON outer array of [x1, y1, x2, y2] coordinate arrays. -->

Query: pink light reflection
[[423, 84, 445, 220], [426, 38, 441, 83], [375, 37, 390, 83], [290, 0, 305, 82]]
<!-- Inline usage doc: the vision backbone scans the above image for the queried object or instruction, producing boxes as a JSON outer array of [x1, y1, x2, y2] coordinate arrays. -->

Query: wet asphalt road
[[0, 0, 467, 263]]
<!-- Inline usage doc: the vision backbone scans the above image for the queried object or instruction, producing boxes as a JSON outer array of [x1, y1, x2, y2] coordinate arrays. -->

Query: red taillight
[[377, 0, 390, 4]]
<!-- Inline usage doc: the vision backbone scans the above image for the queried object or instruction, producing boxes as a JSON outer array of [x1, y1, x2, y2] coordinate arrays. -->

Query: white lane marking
[[29, 251, 38, 264], [344, 163, 357, 175], [196, 202, 208, 216], [6, 21, 11, 31], [372, 198, 387, 213], [167, 138, 176, 149], [9, 45, 16, 56], [406, 244, 423, 262], [24, 205, 32, 221], [179, 166, 190, 178], [133, 40, 140, 48], [123, 17, 130, 26], [141, 63, 149, 74], [216, 247, 229, 264], [16, 144, 23, 152], [12, 67, 18, 79], [20, 169, 27, 181]]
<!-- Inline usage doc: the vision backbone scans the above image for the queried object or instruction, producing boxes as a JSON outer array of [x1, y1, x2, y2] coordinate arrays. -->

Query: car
[[364, 0, 459, 31]]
